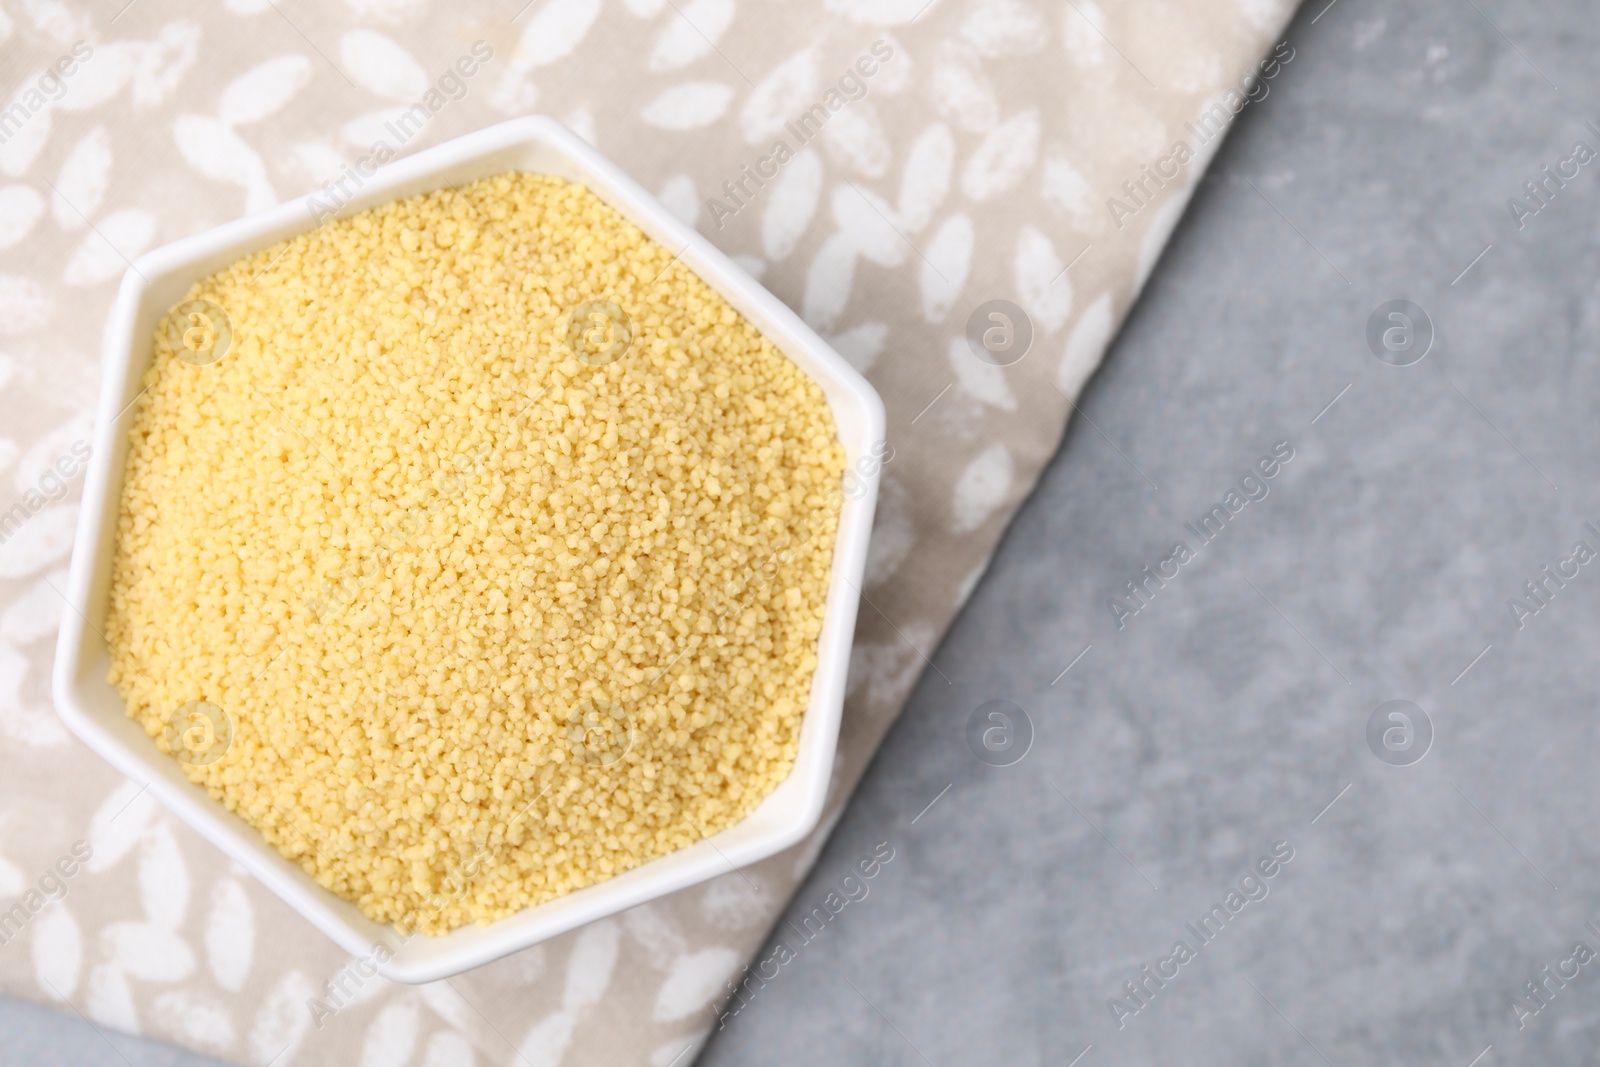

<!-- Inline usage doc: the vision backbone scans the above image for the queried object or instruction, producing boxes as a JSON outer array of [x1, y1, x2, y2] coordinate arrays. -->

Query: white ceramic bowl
[[52, 116, 884, 983]]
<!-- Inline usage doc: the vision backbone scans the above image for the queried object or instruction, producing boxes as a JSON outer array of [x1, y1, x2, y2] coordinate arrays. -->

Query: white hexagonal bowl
[[52, 116, 884, 983]]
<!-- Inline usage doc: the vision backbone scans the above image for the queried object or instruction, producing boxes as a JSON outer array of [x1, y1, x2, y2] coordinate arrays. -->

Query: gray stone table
[[702, 0, 1600, 1064]]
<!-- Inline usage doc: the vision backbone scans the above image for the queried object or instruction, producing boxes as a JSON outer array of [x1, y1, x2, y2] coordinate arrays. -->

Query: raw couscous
[[105, 172, 846, 933]]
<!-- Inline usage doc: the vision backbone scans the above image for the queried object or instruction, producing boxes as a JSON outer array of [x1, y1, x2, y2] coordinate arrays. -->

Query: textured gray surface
[[0, 994, 229, 1066], [10, 0, 1600, 1064], [701, 1, 1600, 1065]]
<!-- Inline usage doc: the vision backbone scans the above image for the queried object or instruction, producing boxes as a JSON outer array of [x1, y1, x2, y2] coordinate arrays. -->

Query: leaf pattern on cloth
[[205, 878, 255, 993], [0, 0, 1297, 1062]]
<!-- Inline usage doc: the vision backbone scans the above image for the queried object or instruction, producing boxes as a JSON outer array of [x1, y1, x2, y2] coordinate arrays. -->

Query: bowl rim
[[51, 115, 885, 983]]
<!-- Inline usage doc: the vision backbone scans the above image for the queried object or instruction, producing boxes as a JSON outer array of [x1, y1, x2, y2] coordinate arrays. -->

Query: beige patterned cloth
[[0, 1, 1296, 1063]]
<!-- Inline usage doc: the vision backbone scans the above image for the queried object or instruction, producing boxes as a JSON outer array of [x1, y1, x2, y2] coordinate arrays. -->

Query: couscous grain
[[105, 172, 845, 933]]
